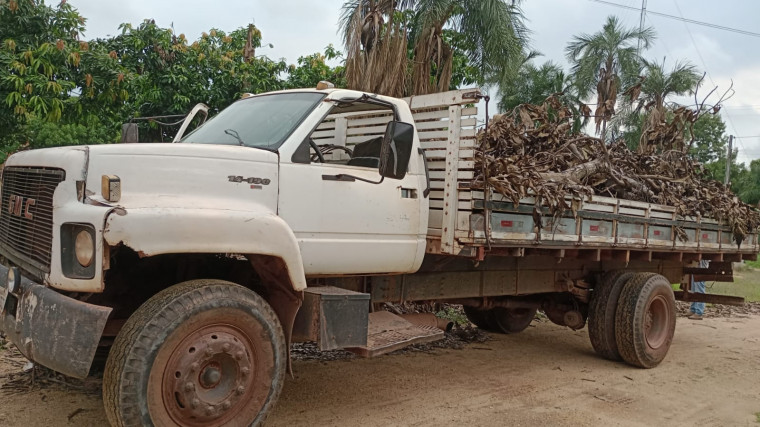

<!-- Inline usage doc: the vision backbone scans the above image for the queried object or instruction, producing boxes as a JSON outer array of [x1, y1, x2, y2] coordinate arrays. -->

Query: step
[[346, 311, 445, 358]]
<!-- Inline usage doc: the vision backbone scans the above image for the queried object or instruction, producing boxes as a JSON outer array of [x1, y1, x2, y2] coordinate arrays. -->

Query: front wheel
[[103, 279, 286, 427]]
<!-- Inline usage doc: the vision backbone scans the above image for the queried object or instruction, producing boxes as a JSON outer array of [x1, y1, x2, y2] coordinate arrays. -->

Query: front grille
[[0, 167, 66, 275]]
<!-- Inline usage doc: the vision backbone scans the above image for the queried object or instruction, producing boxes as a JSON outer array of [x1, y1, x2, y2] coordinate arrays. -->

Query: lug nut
[[235, 351, 244, 360], [236, 385, 245, 395], [190, 362, 199, 372], [205, 406, 215, 416], [185, 382, 195, 392], [191, 399, 200, 409], [222, 401, 231, 410], [241, 367, 250, 376], [205, 347, 215, 356], [222, 343, 231, 352]]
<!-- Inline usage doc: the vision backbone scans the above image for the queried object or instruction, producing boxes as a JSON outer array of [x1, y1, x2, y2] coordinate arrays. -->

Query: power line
[[588, 0, 760, 38], [668, 0, 748, 154]]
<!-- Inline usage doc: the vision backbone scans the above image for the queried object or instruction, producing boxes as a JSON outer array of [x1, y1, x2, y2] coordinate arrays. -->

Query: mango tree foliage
[[286, 45, 346, 89], [95, 20, 288, 121], [0, 0, 126, 158]]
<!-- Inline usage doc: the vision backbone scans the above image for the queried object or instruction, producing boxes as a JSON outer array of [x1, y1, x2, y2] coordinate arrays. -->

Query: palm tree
[[566, 15, 655, 136], [623, 59, 701, 152], [339, 0, 529, 97], [497, 60, 589, 132]]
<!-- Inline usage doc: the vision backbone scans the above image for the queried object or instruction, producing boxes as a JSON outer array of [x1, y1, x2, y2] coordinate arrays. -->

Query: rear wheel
[[489, 307, 537, 334], [463, 305, 495, 331], [615, 273, 676, 368], [588, 271, 634, 361], [103, 279, 286, 427]]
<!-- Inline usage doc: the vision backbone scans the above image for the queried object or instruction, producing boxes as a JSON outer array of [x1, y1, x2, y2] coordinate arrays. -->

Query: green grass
[[706, 267, 760, 302], [755, 411, 760, 424]]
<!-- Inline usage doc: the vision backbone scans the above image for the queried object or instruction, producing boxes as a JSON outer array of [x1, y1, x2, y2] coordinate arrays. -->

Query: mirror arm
[[418, 148, 431, 198]]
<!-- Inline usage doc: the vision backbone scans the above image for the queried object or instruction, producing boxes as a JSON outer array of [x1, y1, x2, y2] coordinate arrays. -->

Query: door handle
[[322, 174, 356, 182]]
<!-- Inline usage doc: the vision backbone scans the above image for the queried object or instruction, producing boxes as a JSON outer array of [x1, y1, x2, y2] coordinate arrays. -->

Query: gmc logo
[[8, 195, 35, 220]]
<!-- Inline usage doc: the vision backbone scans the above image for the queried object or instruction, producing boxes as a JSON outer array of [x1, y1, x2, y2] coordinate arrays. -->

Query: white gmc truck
[[0, 86, 756, 426]]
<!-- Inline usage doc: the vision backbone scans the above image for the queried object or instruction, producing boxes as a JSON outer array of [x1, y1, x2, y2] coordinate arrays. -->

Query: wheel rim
[[644, 295, 670, 349], [160, 323, 260, 427]]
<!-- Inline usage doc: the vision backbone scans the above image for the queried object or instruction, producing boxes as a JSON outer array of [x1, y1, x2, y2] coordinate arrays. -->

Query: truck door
[[278, 99, 427, 275]]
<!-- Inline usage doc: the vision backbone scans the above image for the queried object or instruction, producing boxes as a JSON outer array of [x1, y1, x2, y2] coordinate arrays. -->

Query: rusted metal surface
[[346, 311, 443, 358], [160, 325, 255, 426], [292, 286, 369, 350], [247, 255, 303, 373], [684, 261, 734, 282], [674, 291, 745, 306], [398, 313, 453, 332], [0, 263, 111, 378]]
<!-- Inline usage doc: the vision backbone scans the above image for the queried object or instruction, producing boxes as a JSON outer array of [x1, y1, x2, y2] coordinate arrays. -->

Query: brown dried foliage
[[474, 95, 760, 243]]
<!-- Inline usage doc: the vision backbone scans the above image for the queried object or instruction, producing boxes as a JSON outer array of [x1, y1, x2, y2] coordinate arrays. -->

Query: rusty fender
[[0, 263, 111, 378]]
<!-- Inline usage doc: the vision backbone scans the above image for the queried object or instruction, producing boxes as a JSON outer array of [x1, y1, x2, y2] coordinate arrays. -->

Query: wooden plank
[[334, 117, 347, 147], [674, 291, 743, 305], [420, 139, 476, 150], [428, 208, 443, 229], [441, 105, 461, 254], [429, 190, 472, 200], [429, 170, 474, 180], [345, 114, 393, 127], [312, 129, 336, 139], [427, 160, 475, 170], [404, 88, 480, 109], [419, 129, 476, 140], [346, 124, 388, 136], [423, 149, 474, 160], [411, 108, 449, 121], [430, 199, 471, 210]]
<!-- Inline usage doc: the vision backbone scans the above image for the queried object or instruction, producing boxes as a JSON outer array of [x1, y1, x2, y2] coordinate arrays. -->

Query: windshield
[[181, 92, 325, 149]]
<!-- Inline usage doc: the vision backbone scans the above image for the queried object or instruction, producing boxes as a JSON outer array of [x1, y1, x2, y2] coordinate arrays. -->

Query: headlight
[[6, 267, 19, 294], [61, 223, 96, 279], [75, 229, 94, 267]]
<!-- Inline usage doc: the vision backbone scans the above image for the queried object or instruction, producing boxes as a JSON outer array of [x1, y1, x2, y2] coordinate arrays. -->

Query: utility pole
[[637, 0, 648, 55], [725, 135, 733, 186]]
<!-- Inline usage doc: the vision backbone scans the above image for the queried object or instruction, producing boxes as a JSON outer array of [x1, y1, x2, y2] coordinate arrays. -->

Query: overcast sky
[[71, 0, 760, 163]]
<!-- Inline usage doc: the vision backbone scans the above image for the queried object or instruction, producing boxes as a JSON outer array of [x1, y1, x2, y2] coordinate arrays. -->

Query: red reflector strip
[[654, 230, 661, 236], [501, 220, 513, 227], [702, 234, 709, 239], [589, 225, 599, 232]]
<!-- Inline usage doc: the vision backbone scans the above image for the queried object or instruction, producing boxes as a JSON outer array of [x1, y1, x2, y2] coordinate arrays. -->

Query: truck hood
[[6, 144, 280, 212]]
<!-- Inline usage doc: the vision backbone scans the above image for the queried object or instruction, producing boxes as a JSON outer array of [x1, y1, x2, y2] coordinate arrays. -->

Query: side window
[[308, 102, 394, 169]]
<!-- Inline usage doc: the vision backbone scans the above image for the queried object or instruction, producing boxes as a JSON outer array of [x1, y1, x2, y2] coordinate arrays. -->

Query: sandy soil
[[1, 314, 759, 426]]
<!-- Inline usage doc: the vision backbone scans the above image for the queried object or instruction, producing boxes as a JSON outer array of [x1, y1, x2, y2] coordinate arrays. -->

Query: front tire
[[615, 273, 676, 368], [103, 279, 286, 427]]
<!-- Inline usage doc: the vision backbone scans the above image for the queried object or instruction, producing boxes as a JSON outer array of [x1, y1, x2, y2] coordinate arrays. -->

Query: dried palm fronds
[[474, 95, 760, 243]]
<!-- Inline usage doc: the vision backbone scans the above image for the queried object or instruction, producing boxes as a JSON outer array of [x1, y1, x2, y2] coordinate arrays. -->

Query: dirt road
[[2, 314, 759, 426]]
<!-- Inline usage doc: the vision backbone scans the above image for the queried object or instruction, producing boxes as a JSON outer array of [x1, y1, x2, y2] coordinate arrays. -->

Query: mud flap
[[0, 264, 111, 378]]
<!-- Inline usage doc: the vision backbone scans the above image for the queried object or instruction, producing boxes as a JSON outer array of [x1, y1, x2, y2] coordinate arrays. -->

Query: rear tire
[[489, 307, 537, 334], [615, 273, 676, 368], [588, 271, 634, 361], [103, 279, 286, 427], [463, 305, 495, 331]]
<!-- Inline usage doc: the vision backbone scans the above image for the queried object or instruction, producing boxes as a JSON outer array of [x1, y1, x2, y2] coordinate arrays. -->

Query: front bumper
[[0, 263, 111, 378]]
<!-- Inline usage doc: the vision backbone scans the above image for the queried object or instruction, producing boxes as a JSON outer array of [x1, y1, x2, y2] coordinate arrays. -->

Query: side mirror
[[379, 121, 414, 180]]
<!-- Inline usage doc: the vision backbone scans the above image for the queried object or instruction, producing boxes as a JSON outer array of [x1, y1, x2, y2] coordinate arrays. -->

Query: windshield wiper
[[224, 128, 245, 146]]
